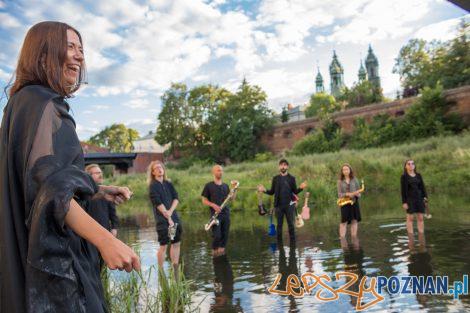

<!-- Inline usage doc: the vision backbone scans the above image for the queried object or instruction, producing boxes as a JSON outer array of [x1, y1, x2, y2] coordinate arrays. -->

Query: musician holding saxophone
[[337, 164, 362, 238], [148, 161, 182, 270], [258, 159, 307, 242], [202, 165, 237, 257]]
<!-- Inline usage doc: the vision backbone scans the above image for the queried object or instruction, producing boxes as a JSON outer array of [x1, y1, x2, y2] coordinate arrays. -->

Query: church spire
[[365, 44, 381, 88], [315, 66, 324, 93], [329, 50, 344, 97]]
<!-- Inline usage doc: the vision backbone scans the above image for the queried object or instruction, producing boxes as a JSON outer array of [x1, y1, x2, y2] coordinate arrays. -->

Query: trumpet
[[337, 180, 365, 207], [204, 180, 240, 231]]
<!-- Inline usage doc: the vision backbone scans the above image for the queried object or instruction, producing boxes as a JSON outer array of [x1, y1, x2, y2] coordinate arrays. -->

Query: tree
[[88, 123, 140, 152], [338, 80, 384, 108], [155, 83, 231, 157], [305, 92, 339, 119], [155, 83, 189, 153], [187, 85, 231, 155], [209, 79, 275, 162], [393, 19, 470, 94], [281, 106, 289, 122]]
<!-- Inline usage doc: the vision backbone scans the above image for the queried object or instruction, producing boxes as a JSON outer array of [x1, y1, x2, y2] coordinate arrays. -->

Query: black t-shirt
[[149, 180, 180, 225], [201, 181, 230, 215], [278, 175, 293, 206]]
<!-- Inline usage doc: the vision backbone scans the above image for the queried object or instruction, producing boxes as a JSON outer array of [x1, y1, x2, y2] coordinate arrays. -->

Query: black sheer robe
[[0, 85, 107, 313]]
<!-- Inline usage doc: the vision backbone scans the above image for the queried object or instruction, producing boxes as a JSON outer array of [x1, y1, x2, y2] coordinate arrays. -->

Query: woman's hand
[[98, 235, 140, 272], [403, 203, 409, 210]]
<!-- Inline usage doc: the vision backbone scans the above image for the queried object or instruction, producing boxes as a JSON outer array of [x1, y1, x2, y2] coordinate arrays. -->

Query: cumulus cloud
[[1, 0, 465, 136], [415, 15, 468, 42], [0, 12, 21, 28], [315, 0, 435, 44], [123, 98, 150, 109]]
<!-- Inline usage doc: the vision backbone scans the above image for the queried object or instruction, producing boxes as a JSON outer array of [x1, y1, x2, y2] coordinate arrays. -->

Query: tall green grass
[[109, 132, 470, 216], [102, 263, 197, 313]]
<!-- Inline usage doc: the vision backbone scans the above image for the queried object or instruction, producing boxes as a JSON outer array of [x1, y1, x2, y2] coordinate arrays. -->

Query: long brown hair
[[339, 163, 354, 181], [9, 21, 86, 97], [147, 160, 168, 185]]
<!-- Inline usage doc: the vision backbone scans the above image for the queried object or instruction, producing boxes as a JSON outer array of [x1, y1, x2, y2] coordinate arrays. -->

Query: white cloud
[[124, 98, 150, 109], [93, 104, 110, 110], [415, 15, 468, 42], [76, 124, 99, 136], [0, 12, 21, 28], [0, 68, 11, 81], [315, 0, 435, 44]]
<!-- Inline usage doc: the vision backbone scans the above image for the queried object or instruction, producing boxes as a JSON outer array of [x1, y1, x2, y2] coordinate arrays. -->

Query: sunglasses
[[406, 162, 415, 165]]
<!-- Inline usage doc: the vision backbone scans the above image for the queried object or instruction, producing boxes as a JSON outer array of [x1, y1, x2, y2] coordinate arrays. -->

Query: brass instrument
[[337, 180, 365, 207], [204, 180, 239, 231]]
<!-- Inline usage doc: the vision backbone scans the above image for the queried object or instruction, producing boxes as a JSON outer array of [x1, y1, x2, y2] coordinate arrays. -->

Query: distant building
[[329, 50, 345, 97], [315, 67, 325, 93], [133, 131, 168, 153], [80, 142, 110, 154], [365, 44, 381, 88], [281, 103, 307, 122]]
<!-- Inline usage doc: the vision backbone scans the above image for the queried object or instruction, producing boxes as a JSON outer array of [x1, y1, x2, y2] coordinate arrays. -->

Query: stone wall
[[261, 85, 470, 154]]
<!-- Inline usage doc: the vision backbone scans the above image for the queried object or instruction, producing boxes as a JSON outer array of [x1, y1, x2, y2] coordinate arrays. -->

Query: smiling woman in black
[[0, 21, 139, 313]]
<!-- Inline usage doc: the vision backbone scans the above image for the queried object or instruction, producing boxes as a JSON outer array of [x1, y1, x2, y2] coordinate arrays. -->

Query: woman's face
[[405, 160, 416, 172], [152, 164, 165, 179], [342, 166, 351, 178], [63, 29, 84, 90]]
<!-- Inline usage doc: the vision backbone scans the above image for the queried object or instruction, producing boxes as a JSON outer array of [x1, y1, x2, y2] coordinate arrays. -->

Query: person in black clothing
[[148, 160, 182, 268], [0, 21, 139, 313], [85, 164, 120, 237], [202, 165, 237, 256], [210, 254, 244, 312], [401, 159, 428, 234], [258, 159, 307, 242]]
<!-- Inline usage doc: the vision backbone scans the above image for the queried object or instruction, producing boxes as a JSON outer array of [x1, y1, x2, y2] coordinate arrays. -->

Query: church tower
[[329, 50, 344, 97], [365, 44, 381, 88], [358, 59, 367, 82], [315, 67, 324, 93]]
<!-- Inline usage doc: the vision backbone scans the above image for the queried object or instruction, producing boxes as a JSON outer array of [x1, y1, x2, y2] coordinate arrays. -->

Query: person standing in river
[[401, 159, 428, 234]]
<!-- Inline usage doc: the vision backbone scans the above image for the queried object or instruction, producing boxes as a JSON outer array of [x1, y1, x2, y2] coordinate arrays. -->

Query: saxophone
[[204, 180, 239, 231], [337, 180, 365, 207]]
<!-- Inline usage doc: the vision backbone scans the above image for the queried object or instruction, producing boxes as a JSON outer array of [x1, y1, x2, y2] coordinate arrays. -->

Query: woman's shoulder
[[15, 85, 60, 101]]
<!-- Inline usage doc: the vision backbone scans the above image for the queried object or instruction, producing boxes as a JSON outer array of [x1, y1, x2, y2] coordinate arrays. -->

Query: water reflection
[[115, 192, 470, 313], [340, 237, 365, 308], [407, 233, 432, 308], [277, 239, 299, 312], [210, 254, 244, 312]]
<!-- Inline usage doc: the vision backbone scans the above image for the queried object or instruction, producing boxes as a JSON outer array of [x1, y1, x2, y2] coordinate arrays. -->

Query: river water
[[114, 192, 470, 312]]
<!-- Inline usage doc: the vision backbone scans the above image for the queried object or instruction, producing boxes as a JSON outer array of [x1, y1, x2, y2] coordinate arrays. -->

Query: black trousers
[[276, 204, 295, 240], [212, 213, 230, 249]]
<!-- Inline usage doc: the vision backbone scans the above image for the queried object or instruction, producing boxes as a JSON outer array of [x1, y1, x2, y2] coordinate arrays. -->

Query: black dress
[[401, 173, 427, 214], [0, 85, 107, 313]]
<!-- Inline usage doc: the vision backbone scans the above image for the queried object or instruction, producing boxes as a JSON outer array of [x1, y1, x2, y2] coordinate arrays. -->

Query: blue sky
[[0, 0, 468, 140]]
